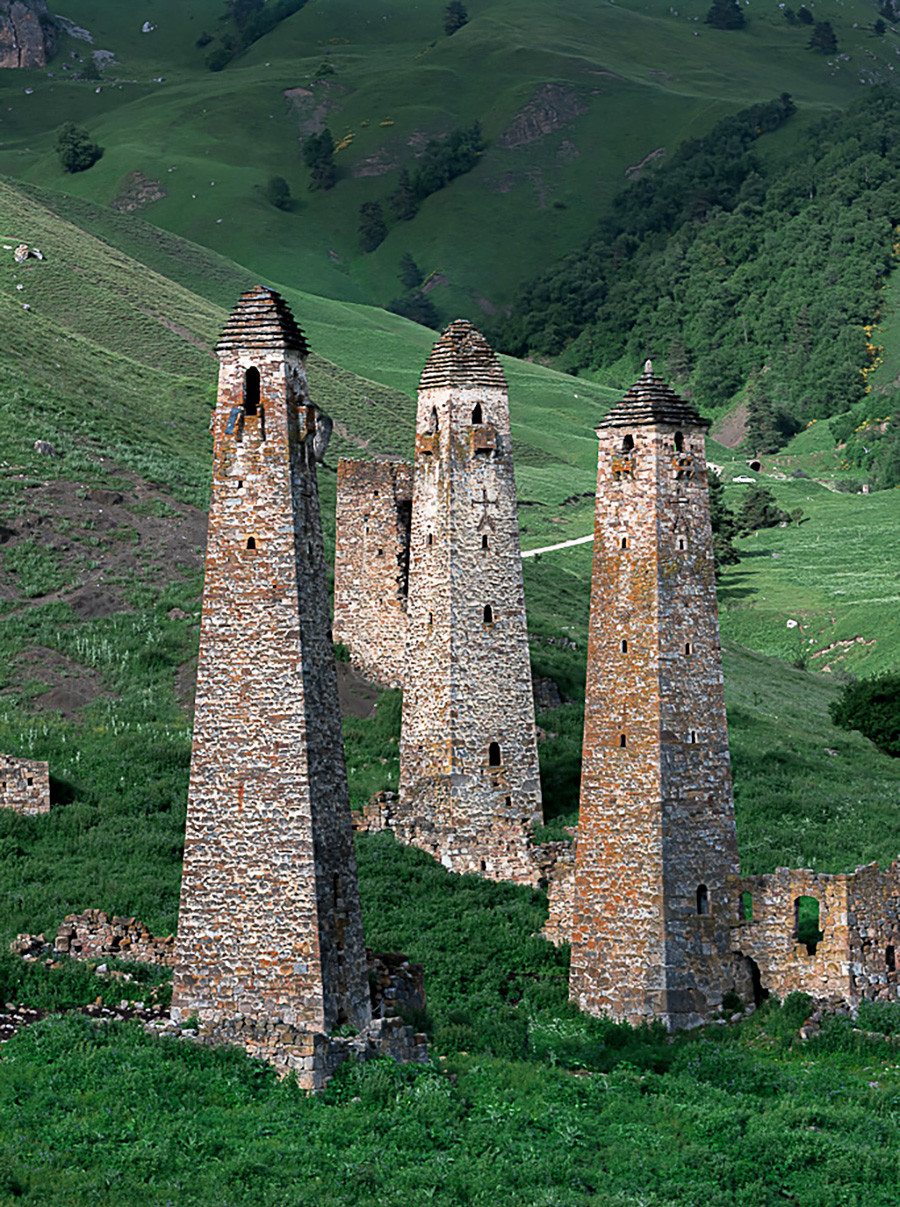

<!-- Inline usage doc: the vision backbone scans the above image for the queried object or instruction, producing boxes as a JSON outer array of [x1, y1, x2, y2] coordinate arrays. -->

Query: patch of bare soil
[[336, 660, 378, 719], [353, 150, 400, 178], [12, 646, 108, 718], [710, 401, 749, 449], [284, 80, 346, 137], [498, 84, 588, 149], [111, 171, 166, 213], [0, 473, 207, 613]]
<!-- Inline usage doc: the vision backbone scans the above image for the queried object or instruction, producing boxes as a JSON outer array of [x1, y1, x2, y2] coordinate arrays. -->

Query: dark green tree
[[55, 122, 103, 173], [358, 201, 387, 252], [708, 469, 741, 572], [809, 20, 837, 52], [875, 18, 887, 35], [705, 0, 745, 29], [796, 4, 814, 22], [736, 485, 790, 535], [783, 7, 797, 23], [388, 168, 419, 221], [302, 129, 336, 190], [398, 252, 423, 291], [80, 58, 100, 80], [388, 290, 439, 328], [443, 0, 468, 35], [263, 175, 292, 210], [830, 673, 900, 757]]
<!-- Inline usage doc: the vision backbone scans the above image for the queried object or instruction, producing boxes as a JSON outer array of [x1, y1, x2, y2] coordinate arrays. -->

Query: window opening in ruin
[[243, 367, 260, 416], [307, 542, 313, 558], [480, 859, 486, 872], [685, 642, 693, 655], [620, 536, 630, 550], [696, 884, 710, 915], [621, 639, 628, 653], [483, 604, 494, 624], [481, 534, 489, 550], [246, 537, 257, 550], [489, 742, 502, 766], [794, 896, 824, 955], [619, 734, 627, 748], [887, 945, 896, 972], [741, 891, 753, 922], [674, 431, 684, 453], [472, 402, 483, 424], [26, 777, 33, 787]]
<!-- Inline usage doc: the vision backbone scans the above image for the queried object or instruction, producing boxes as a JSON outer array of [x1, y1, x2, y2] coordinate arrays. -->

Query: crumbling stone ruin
[[0, 754, 50, 814], [170, 287, 426, 1087], [333, 457, 412, 688], [563, 362, 741, 1029]]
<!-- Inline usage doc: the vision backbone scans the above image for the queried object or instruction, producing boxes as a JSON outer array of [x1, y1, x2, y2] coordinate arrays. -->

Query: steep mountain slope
[[0, 0, 896, 326]]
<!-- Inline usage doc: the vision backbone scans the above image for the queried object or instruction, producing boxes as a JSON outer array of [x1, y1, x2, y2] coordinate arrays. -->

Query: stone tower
[[171, 286, 371, 1038], [332, 457, 412, 689], [395, 320, 542, 883], [570, 362, 740, 1029]]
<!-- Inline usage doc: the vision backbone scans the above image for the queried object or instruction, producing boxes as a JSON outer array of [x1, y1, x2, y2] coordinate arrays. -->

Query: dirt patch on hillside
[[112, 171, 166, 213], [710, 401, 749, 449], [11, 646, 109, 718], [284, 80, 346, 136], [0, 475, 206, 613], [336, 660, 378, 719], [499, 84, 588, 148]]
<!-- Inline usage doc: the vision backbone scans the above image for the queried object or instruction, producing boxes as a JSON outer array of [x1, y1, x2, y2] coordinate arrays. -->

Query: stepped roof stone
[[216, 285, 309, 355], [599, 359, 709, 430], [418, 319, 507, 391]]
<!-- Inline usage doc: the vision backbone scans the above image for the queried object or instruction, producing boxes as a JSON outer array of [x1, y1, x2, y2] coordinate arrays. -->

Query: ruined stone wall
[[0, 754, 49, 814], [570, 368, 739, 1029], [53, 910, 177, 965], [171, 287, 370, 1037], [734, 863, 900, 1004], [333, 457, 412, 688], [395, 322, 542, 884]]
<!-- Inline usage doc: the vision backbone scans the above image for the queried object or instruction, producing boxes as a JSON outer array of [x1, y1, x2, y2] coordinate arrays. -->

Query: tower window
[[376, 548, 384, 557], [794, 896, 824, 955], [246, 536, 257, 550], [622, 434, 634, 451], [621, 639, 628, 653], [472, 402, 483, 424], [426, 533, 433, 546], [243, 367, 260, 416], [620, 536, 630, 550], [481, 534, 489, 550], [741, 891, 753, 922], [674, 431, 684, 453], [488, 742, 502, 766], [887, 945, 896, 972], [689, 730, 697, 744], [684, 642, 693, 656], [429, 406, 439, 434], [678, 536, 686, 551], [619, 734, 627, 748], [696, 884, 710, 915], [483, 604, 494, 624], [427, 611, 434, 626], [26, 777, 33, 787]]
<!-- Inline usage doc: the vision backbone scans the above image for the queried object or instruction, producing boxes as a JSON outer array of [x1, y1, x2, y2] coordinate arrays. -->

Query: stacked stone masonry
[[53, 910, 177, 966], [569, 363, 741, 1030], [171, 287, 374, 1080], [393, 321, 544, 884], [333, 458, 412, 688], [0, 755, 50, 814], [734, 863, 900, 1005]]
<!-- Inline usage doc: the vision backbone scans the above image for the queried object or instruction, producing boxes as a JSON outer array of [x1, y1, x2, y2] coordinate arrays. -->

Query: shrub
[[829, 673, 900, 756], [736, 485, 790, 534], [263, 175, 291, 210], [55, 122, 103, 174]]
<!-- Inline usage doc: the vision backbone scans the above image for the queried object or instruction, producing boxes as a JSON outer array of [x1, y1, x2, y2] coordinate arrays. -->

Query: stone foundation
[[0, 755, 50, 815]]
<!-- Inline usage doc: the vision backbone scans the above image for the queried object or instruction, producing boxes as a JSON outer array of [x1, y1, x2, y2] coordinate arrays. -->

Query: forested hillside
[[497, 89, 900, 485]]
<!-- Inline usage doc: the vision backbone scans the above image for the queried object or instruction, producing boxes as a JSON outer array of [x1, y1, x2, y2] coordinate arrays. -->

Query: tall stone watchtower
[[171, 286, 371, 1038], [570, 361, 739, 1029], [396, 320, 542, 883]]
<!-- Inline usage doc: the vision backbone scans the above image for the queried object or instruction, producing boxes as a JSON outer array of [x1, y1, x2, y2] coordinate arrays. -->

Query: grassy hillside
[[0, 0, 895, 327]]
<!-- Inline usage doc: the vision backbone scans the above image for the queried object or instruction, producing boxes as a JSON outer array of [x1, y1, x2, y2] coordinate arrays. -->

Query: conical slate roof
[[216, 285, 309, 355], [598, 360, 709, 429], [418, 319, 507, 391]]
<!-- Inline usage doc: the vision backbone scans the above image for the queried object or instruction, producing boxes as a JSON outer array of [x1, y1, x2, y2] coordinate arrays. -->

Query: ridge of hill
[[0, 0, 897, 326]]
